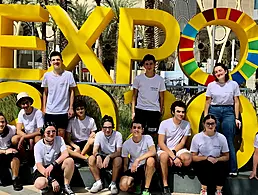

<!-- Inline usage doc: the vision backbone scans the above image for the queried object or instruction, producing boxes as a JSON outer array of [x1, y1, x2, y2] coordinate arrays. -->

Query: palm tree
[[144, 0, 155, 49]]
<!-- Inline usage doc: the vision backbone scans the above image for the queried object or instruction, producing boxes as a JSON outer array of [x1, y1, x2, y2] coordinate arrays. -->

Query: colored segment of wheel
[[179, 8, 258, 86]]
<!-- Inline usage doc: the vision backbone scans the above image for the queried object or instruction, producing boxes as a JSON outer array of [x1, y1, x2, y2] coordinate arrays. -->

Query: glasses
[[132, 126, 142, 129], [21, 100, 30, 105], [205, 122, 216, 126], [45, 130, 56, 134], [103, 126, 113, 130]]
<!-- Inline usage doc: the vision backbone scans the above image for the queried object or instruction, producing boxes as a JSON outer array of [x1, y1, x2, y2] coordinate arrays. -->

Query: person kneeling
[[119, 121, 156, 195], [33, 122, 75, 195], [190, 115, 229, 195]]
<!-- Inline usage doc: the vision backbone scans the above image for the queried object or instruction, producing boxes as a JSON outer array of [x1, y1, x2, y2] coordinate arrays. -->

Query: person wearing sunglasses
[[157, 101, 192, 195], [33, 122, 75, 195], [88, 115, 122, 194], [190, 115, 229, 195], [12, 92, 44, 153], [66, 99, 97, 168], [119, 121, 156, 195]]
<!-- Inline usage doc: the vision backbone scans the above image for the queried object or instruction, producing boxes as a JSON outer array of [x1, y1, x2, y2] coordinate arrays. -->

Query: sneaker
[[40, 186, 49, 194], [215, 190, 222, 195], [229, 172, 238, 177], [109, 183, 118, 194], [63, 184, 75, 195], [90, 180, 103, 193], [200, 189, 207, 195], [13, 177, 23, 191], [134, 184, 142, 194], [142, 190, 151, 195], [163, 187, 171, 195]]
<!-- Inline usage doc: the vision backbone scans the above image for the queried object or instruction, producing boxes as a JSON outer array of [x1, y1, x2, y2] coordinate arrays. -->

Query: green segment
[[248, 40, 258, 50], [184, 61, 198, 75], [241, 62, 256, 77]]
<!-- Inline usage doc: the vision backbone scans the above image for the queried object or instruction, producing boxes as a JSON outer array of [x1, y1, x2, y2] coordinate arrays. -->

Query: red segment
[[203, 9, 215, 22], [229, 9, 242, 22], [205, 75, 215, 86], [179, 51, 194, 63], [179, 37, 194, 49], [216, 8, 228, 19]]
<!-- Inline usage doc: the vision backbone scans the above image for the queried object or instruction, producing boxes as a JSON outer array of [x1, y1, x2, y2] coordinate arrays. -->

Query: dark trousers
[[193, 160, 228, 187]]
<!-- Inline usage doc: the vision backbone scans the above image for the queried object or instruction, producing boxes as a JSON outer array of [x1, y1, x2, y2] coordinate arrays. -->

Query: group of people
[[0, 52, 257, 195]]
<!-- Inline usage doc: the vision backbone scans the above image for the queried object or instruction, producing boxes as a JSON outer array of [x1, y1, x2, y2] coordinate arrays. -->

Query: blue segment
[[231, 72, 245, 85], [247, 53, 258, 66], [182, 24, 198, 38]]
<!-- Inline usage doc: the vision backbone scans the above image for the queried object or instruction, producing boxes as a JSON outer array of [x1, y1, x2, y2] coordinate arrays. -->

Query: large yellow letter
[[116, 8, 180, 84], [47, 6, 114, 83]]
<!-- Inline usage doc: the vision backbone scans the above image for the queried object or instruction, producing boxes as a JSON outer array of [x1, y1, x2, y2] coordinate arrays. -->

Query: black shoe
[[13, 177, 23, 191], [74, 162, 81, 168], [63, 184, 75, 195], [163, 187, 171, 195]]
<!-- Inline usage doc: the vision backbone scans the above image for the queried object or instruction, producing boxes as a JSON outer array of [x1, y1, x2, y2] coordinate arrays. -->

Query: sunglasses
[[20, 100, 30, 105], [132, 126, 142, 129], [103, 126, 113, 130], [45, 130, 57, 134], [205, 122, 216, 126]]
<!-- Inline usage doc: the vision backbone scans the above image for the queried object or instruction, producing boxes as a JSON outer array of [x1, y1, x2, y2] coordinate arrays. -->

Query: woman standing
[[191, 115, 229, 195], [204, 63, 241, 176]]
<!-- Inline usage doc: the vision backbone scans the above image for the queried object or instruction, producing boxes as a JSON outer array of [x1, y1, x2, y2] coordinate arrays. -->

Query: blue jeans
[[209, 105, 237, 173]]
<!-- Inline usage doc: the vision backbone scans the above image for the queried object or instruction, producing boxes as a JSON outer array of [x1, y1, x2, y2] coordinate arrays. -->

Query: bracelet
[[172, 156, 178, 161], [47, 176, 54, 185], [172, 150, 176, 156], [235, 118, 239, 120], [51, 161, 58, 168], [96, 153, 101, 157]]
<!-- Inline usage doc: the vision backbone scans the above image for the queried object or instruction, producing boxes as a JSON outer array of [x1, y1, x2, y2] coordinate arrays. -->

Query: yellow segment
[[181, 34, 195, 41], [238, 69, 249, 80], [0, 68, 46, 81], [246, 60, 258, 69], [188, 12, 207, 31], [246, 24, 258, 40], [178, 48, 194, 52], [47, 6, 115, 83], [182, 58, 195, 66], [116, 8, 180, 84], [190, 68, 208, 85]]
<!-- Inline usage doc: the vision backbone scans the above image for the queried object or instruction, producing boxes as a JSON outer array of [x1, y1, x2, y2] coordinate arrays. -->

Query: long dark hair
[[213, 63, 229, 82], [203, 114, 217, 131], [0, 113, 9, 138]]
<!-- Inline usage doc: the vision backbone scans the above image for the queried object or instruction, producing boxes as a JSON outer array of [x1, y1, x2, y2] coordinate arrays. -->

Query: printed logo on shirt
[[150, 87, 158, 91]]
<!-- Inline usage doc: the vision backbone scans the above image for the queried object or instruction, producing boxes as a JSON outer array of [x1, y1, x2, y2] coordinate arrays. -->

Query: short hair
[[213, 63, 229, 82], [203, 114, 217, 124], [0, 113, 9, 138], [40, 121, 57, 135], [131, 120, 143, 129], [170, 100, 187, 113], [73, 99, 86, 111], [141, 54, 156, 65], [101, 115, 114, 128], [50, 51, 63, 61]]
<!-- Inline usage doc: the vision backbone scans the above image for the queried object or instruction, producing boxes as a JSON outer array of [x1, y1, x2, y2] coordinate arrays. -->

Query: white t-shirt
[[157, 118, 191, 151], [206, 80, 240, 105], [122, 135, 154, 169], [34, 136, 67, 170], [41, 71, 76, 114], [17, 107, 44, 134], [254, 134, 258, 148], [133, 74, 166, 111], [0, 125, 16, 150], [190, 132, 229, 158], [94, 131, 123, 155], [66, 116, 97, 142]]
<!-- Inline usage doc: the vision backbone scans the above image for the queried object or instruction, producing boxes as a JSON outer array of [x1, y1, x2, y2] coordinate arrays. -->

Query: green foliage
[[0, 94, 19, 123]]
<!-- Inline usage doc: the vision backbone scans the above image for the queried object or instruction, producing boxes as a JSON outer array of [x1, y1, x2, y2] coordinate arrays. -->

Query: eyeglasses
[[45, 130, 56, 134], [103, 126, 113, 130], [132, 126, 142, 129], [205, 122, 216, 126]]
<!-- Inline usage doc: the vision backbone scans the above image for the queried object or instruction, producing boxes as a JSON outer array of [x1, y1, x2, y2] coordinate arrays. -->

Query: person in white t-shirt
[[0, 113, 23, 191], [41, 51, 76, 138], [66, 99, 97, 167], [249, 133, 258, 180], [132, 54, 166, 135], [119, 121, 156, 195], [190, 115, 229, 195], [157, 100, 192, 195], [204, 63, 240, 176], [12, 92, 43, 151], [33, 122, 75, 195], [88, 115, 122, 195]]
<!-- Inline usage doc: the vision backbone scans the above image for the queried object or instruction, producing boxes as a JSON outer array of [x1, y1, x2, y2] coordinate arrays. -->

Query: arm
[[136, 145, 156, 162], [192, 152, 207, 162], [159, 91, 164, 113], [174, 136, 189, 152], [108, 147, 122, 159], [204, 97, 211, 117], [42, 87, 48, 113], [158, 134, 176, 159], [69, 87, 75, 111], [65, 132, 79, 149], [234, 96, 240, 119], [55, 149, 69, 164], [16, 123, 26, 136], [217, 152, 229, 162], [93, 145, 100, 156], [123, 157, 129, 172], [36, 162, 47, 176], [132, 88, 138, 119]]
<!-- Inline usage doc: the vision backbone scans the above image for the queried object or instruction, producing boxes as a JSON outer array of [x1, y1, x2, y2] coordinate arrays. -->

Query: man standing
[[88, 115, 122, 195], [41, 51, 76, 138], [157, 101, 192, 195], [119, 121, 156, 195]]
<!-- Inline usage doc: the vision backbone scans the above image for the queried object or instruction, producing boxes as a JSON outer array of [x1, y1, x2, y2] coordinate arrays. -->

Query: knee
[[159, 152, 169, 163], [119, 177, 130, 192], [34, 178, 48, 190], [146, 157, 155, 168], [113, 157, 122, 168], [88, 155, 96, 166], [11, 135, 21, 145], [64, 157, 74, 166]]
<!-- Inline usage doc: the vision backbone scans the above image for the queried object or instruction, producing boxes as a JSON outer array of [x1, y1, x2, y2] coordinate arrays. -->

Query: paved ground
[[0, 185, 198, 195]]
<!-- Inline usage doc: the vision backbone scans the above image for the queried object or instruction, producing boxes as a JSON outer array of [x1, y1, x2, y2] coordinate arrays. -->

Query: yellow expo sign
[[0, 4, 257, 169]]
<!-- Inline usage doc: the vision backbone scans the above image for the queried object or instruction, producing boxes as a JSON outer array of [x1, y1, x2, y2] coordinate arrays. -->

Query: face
[[0, 116, 6, 132], [20, 98, 32, 112], [173, 106, 185, 121], [143, 60, 155, 73], [102, 121, 113, 136], [75, 106, 86, 118], [214, 66, 227, 81], [204, 118, 216, 132], [44, 126, 57, 141], [50, 55, 63, 70], [131, 123, 143, 137]]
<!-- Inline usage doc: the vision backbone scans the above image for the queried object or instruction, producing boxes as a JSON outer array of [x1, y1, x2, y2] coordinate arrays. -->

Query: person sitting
[[12, 92, 44, 151], [88, 115, 122, 194], [249, 133, 258, 180], [190, 114, 229, 195], [157, 100, 192, 195], [33, 122, 75, 195], [66, 99, 97, 167], [119, 121, 156, 195], [0, 113, 23, 191]]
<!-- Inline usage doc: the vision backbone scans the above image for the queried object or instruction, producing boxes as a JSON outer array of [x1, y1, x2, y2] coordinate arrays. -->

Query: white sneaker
[[215, 190, 222, 195], [200, 189, 207, 195], [90, 180, 103, 193], [109, 183, 118, 194]]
